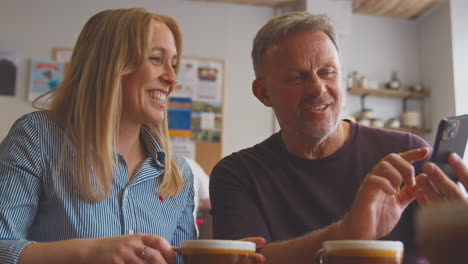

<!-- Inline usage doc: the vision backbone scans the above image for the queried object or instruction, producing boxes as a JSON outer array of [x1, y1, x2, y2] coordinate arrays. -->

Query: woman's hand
[[416, 153, 468, 206], [85, 234, 176, 264], [19, 234, 176, 264]]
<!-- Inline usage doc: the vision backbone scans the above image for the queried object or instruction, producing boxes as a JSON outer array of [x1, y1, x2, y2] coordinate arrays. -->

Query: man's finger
[[415, 189, 428, 206], [240, 237, 266, 249], [448, 153, 468, 187], [399, 147, 431, 163], [423, 162, 465, 201], [416, 171, 446, 204], [397, 184, 417, 208], [383, 154, 415, 187], [253, 253, 265, 263]]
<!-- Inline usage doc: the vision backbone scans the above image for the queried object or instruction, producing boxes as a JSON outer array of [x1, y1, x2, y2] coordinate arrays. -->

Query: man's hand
[[240, 237, 266, 263], [416, 153, 468, 206], [340, 147, 431, 240]]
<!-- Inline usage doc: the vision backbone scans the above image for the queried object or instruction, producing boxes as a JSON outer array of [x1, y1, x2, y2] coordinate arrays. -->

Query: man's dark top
[[210, 121, 431, 262]]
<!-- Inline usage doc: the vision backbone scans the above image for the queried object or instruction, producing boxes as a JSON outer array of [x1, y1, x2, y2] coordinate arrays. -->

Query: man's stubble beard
[[276, 103, 342, 147]]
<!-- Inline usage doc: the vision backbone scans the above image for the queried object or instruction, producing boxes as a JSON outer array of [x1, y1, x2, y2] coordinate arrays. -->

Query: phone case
[[431, 114, 468, 181]]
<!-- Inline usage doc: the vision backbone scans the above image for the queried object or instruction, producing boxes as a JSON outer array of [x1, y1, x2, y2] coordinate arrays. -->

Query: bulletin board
[[168, 56, 225, 175]]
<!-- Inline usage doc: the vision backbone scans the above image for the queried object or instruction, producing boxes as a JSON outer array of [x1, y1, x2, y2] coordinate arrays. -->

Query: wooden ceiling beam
[[191, 0, 297, 7], [190, 0, 440, 19], [352, 0, 441, 19]]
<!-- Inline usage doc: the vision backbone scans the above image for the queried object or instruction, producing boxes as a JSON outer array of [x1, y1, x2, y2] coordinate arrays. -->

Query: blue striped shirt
[[0, 111, 196, 263]]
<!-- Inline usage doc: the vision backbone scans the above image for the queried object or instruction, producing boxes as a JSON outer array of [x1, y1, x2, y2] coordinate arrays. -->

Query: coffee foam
[[182, 240, 255, 252], [323, 240, 404, 253]]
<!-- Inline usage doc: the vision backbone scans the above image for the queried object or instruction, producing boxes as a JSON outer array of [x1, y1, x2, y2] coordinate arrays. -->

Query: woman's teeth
[[149, 91, 166, 103]]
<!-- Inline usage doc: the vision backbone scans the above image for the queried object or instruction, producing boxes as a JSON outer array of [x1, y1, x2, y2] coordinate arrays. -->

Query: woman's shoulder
[[16, 110, 60, 127], [7, 111, 56, 134], [172, 154, 194, 183]]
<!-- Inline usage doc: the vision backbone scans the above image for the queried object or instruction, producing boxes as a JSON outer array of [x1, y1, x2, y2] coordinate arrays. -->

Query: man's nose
[[305, 73, 326, 97]]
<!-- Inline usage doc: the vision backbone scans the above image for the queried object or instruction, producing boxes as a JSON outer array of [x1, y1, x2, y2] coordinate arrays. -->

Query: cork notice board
[[168, 56, 224, 175]]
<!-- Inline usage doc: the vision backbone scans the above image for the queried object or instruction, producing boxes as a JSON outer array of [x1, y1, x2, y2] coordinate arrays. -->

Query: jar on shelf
[[347, 73, 354, 89], [386, 71, 402, 90], [401, 111, 422, 128]]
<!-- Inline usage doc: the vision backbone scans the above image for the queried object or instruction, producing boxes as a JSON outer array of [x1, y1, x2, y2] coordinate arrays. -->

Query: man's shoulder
[[218, 133, 280, 166], [211, 133, 282, 180], [353, 122, 430, 149]]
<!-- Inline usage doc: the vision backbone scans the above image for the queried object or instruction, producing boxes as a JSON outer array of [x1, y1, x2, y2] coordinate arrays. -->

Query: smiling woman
[[0, 8, 195, 264], [121, 20, 178, 131]]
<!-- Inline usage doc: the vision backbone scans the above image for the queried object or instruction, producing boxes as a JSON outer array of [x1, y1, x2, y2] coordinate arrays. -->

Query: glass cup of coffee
[[316, 240, 403, 264], [416, 204, 468, 264], [179, 239, 256, 264]]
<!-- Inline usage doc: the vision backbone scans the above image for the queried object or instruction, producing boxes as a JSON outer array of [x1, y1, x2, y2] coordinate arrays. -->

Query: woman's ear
[[252, 79, 273, 107]]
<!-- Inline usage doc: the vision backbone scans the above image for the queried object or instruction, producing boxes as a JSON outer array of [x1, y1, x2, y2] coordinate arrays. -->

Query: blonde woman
[[0, 8, 193, 264]]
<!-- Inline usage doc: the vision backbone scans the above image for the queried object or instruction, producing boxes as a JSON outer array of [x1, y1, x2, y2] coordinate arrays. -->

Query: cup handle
[[315, 248, 326, 264], [172, 246, 183, 255]]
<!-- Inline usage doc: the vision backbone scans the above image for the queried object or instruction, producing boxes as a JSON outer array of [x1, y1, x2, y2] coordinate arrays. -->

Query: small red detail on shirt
[[159, 195, 164, 202]]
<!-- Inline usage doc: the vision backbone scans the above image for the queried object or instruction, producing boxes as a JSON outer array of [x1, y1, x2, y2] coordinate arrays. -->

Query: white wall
[[0, 0, 275, 157], [341, 14, 422, 123], [450, 0, 468, 116], [418, 0, 455, 144]]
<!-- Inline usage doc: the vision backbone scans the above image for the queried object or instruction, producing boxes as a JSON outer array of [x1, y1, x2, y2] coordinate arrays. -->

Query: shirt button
[[128, 229, 134, 235], [124, 189, 129, 196]]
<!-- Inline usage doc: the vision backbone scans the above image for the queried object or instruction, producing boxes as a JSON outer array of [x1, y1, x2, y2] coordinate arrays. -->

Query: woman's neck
[[118, 119, 147, 178]]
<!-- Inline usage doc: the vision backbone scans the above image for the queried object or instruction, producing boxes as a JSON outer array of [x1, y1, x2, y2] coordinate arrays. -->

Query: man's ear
[[252, 79, 273, 107]]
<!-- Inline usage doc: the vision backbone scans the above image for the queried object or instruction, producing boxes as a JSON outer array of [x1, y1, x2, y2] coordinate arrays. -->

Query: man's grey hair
[[251, 12, 339, 79]]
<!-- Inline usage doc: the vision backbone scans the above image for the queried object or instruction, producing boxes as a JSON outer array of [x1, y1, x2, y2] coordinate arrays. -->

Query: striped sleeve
[[0, 115, 43, 263], [172, 157, 196, 264]]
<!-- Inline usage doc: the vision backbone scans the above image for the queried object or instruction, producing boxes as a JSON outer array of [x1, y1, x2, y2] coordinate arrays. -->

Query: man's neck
[[280, 121, 350, 159]]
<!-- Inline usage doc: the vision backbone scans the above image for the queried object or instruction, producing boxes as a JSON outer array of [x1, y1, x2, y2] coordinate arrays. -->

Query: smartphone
[[431, 114, 468, 181]]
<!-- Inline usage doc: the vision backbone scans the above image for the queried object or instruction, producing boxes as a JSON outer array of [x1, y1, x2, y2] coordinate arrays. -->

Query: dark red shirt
[[210, 121, 431, 263]]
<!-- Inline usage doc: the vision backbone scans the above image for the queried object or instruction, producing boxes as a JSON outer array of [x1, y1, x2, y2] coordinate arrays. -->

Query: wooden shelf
[[383, 126, 431, 135], [191, 0, 296, 7], [348, 87, 431, 135], [348, 87, 430, 100]]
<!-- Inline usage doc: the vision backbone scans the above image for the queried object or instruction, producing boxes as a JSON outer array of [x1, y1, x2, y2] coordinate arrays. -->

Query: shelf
[[348, 87, 431, 135], [348, 87, 430, 100], [191, 0, 296, 7]]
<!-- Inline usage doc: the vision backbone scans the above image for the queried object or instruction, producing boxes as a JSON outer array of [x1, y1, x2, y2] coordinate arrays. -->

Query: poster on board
[[170, 137, 196, 160], [168, 97, 192, 138], [174, 57, 223, 143], [191, 101, 222, 142], [178, 58, 223, 104]]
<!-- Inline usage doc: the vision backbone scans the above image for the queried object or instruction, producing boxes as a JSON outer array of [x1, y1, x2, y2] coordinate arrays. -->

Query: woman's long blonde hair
[[36, 8, 184, 201]]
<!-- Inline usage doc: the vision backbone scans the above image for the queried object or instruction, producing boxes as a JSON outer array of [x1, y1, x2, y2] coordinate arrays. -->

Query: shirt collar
[[140, 125, 166, 165]]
